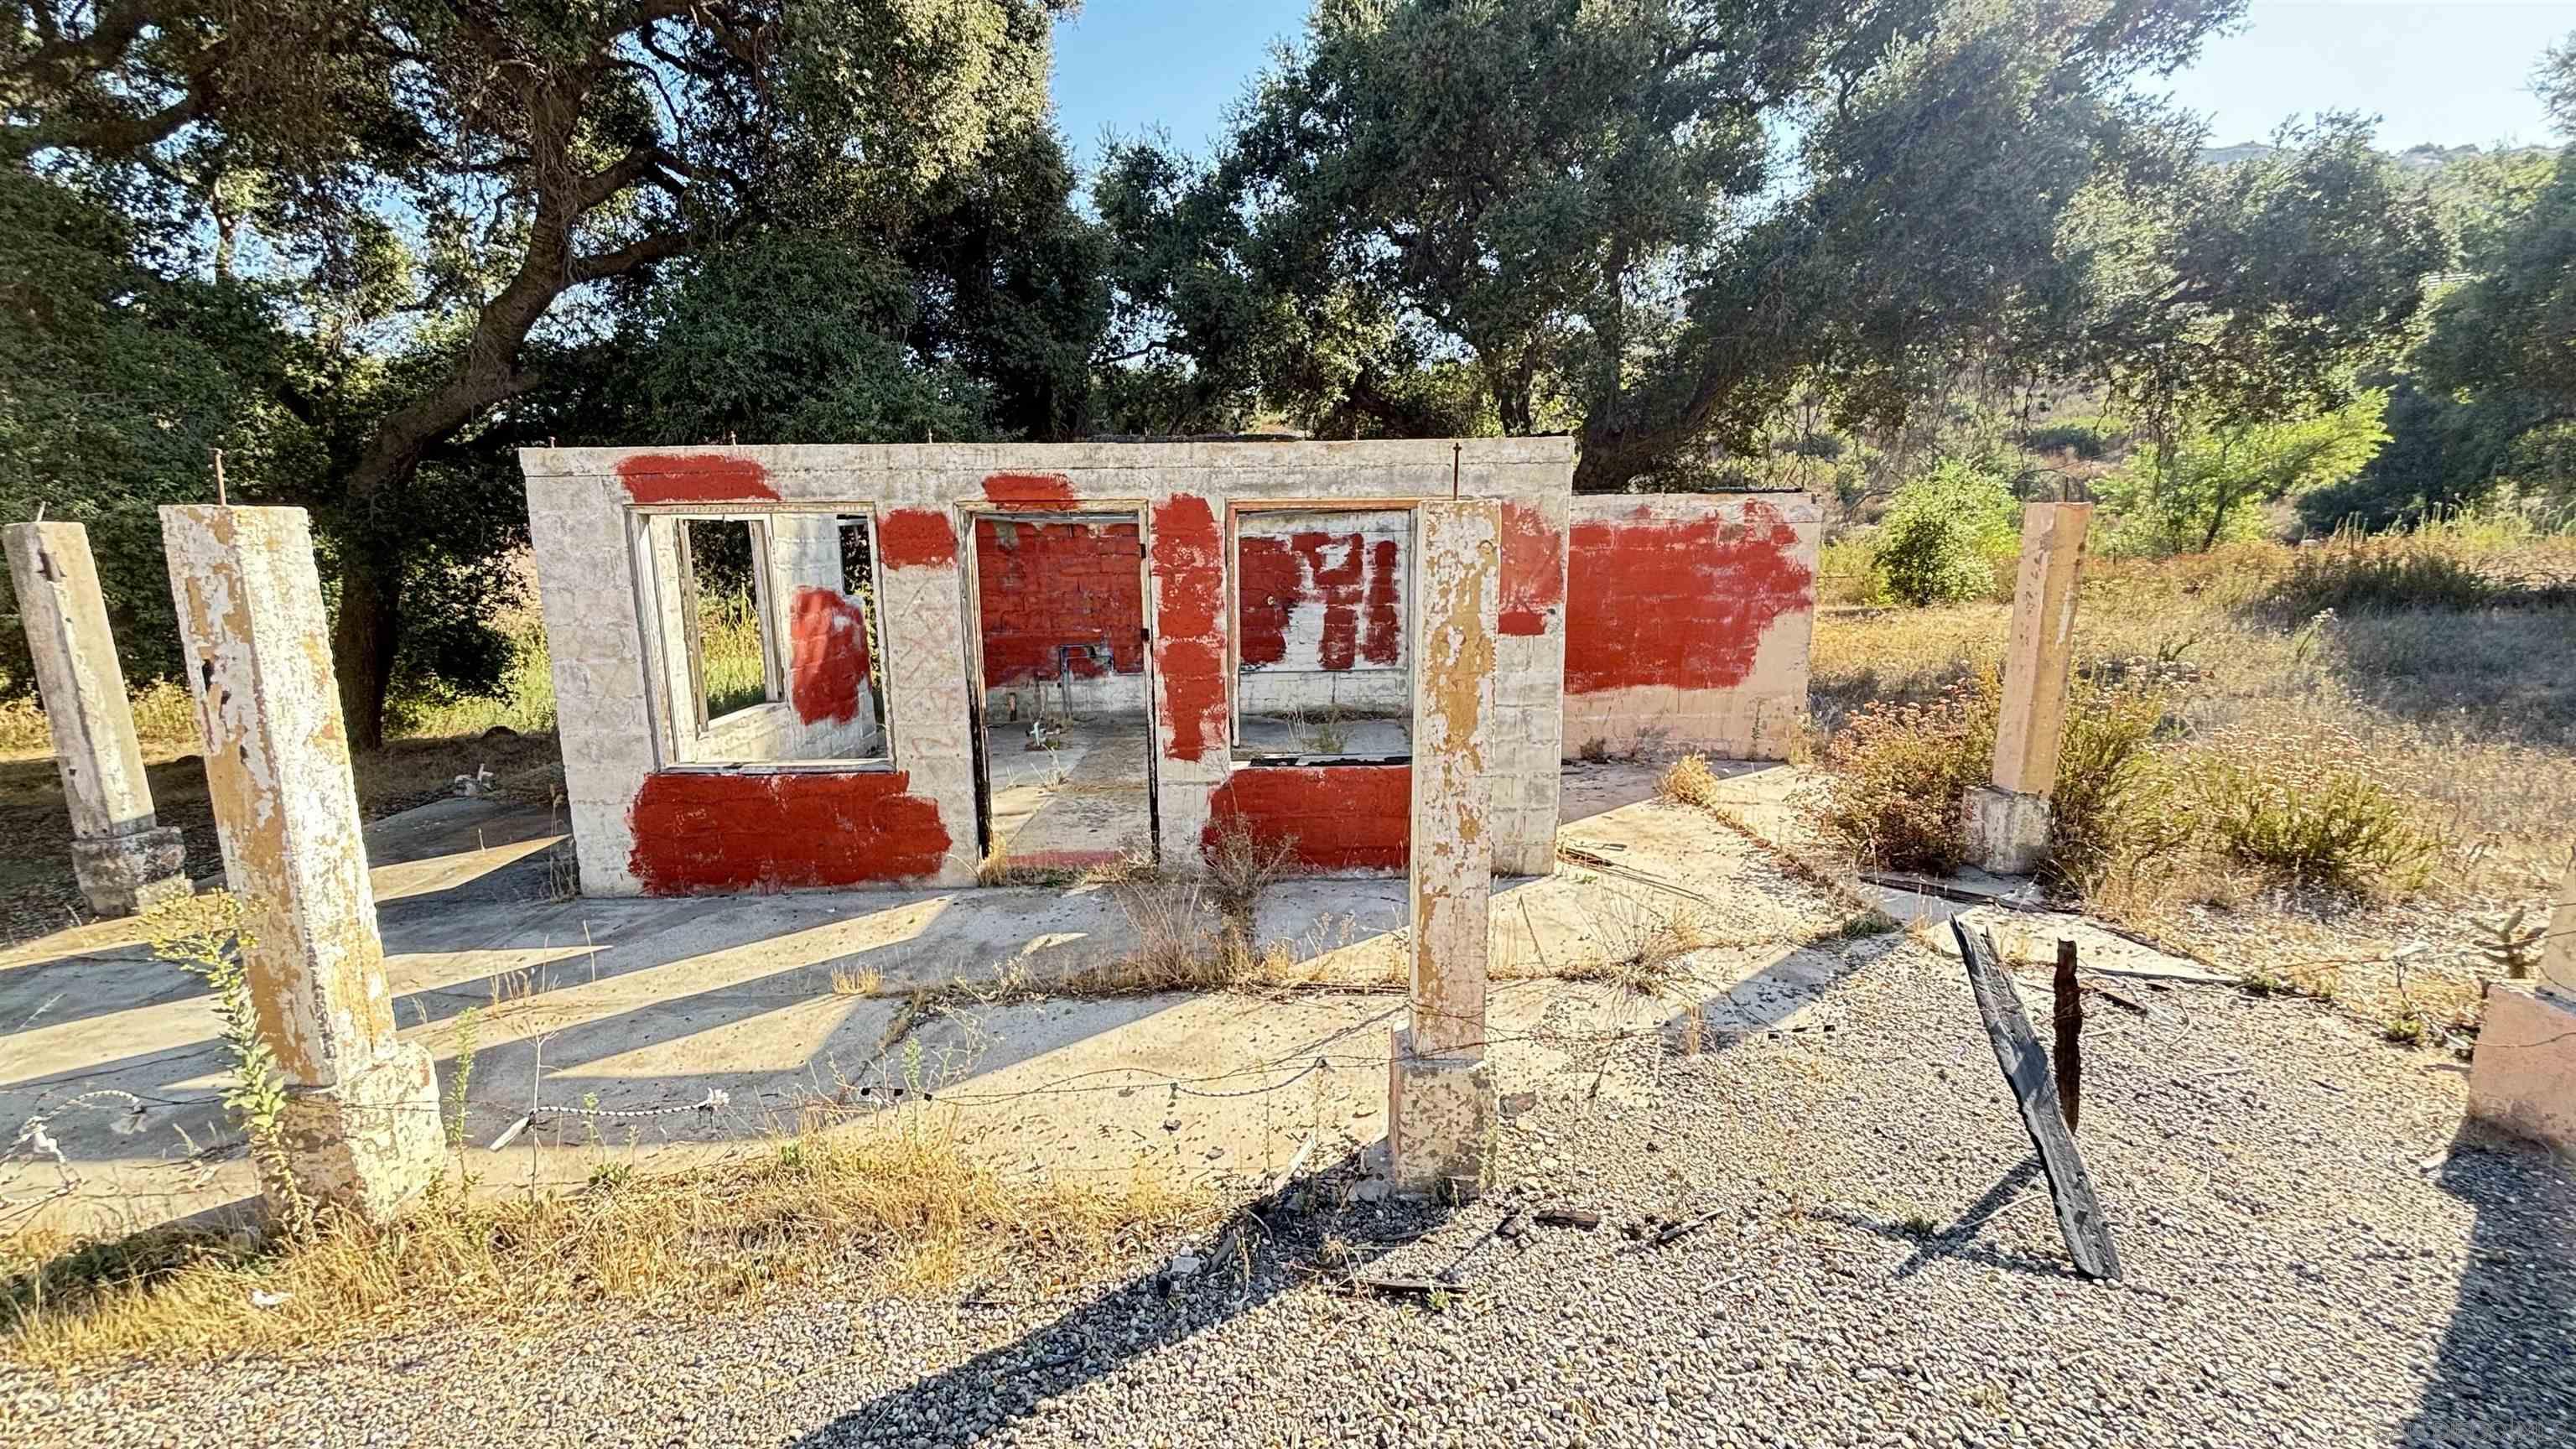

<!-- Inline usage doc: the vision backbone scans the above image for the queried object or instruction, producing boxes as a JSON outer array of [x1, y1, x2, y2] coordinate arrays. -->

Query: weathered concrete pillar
[[1964, 501, 2092, 875], [2468, 852, 2576, 1151], [1388, 500, 1500, 1197], [161, 506, 442, 1220], [3, 522, 189, 915]]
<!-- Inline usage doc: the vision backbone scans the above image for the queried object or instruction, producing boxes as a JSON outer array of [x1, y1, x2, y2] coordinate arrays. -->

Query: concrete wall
[[972, 517, 1147, 719], [1560, 492, 1820, 761], [522, 440, 1578, 894], [1236, 509, 1410, 718]]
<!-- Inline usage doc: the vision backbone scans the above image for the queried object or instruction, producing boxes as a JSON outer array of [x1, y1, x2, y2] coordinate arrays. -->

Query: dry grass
[[2, 1117, 1206, 1369], [1809, 532, 2576, 1036]]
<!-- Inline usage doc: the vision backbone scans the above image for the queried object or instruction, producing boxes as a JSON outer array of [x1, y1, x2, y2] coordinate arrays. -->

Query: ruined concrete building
[[519, 439, 1820, 896]]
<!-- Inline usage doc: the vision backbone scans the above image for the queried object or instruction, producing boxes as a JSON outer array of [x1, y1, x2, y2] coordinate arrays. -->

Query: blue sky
[[1048, 1, 2570, 168]]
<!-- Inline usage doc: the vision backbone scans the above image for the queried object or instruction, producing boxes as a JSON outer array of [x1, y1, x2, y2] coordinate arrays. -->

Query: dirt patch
[[0, 731, 565, 944]]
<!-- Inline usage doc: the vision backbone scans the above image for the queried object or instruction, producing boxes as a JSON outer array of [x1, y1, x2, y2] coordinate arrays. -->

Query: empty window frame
[[641, 512, 890, 768], [1231, 505, 1414, 763]]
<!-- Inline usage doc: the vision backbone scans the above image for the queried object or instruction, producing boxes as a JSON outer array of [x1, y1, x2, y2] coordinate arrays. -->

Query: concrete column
[[2468, 852, 2576, 1151], [161, 506, 442, 1220], [1964, 501, 2092, 875], [1388, 500, 1500, 1197], [3, 523, 189, 915]]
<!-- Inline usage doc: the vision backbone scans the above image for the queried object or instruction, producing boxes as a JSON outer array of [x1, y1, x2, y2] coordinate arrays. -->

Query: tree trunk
[[333, 548, 401, 753]]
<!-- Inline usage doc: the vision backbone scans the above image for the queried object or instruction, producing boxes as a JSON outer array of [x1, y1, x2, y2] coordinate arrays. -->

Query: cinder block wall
[[1560, 493, 1820, 762], [1236, 509, 1410, 719], [972, 517, 1147, 719], [521, 440, 1579, 895]]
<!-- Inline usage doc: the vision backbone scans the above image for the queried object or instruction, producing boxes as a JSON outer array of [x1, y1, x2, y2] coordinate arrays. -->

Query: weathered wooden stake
[[2054, 937, 2083, 1135], [1954, 920, 2121, 1280]]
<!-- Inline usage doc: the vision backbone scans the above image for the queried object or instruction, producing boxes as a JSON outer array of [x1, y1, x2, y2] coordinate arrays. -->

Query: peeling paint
[[1496, 501, 1564, 637], [1204, 766, 1410, 871], [787, 586, 872, 725], [981, 472, 1078, 509]]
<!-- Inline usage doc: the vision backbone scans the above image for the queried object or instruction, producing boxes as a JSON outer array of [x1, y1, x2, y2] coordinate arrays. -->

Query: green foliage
[[1875, 461, 2019, 606], [2102, 393, 2390, 553], [145, 893, 311, 1238], [2184, 756, 2434, 895], [4, 2, 1083, 744], [1102, 4, 2435, 492], [2021, 417, 2132, 462], [628, 233, 998, 447], [2265, 541, 2508, 615], [2041, 684, 2169, 894], [0, 167, 320, 688]]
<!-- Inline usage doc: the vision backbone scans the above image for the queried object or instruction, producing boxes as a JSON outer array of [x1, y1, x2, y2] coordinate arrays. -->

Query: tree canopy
[[3, 0, 1093, 745], [1097, 0, 2438, 491]]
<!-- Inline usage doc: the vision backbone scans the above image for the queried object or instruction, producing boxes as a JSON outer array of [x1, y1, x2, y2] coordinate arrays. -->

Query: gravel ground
[[8, 931, 2573, 1448]]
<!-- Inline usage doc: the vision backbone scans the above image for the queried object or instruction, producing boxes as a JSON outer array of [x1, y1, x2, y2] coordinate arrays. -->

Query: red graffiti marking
[[1149, 494, 1228, 761], [615, 453, 780, 504], [973, 520, 1145, 685], [1498, 501, 1566, 637], [981, 472, 1078, 509], [1234, 531, 1405, 672], [877, 508, 958, 569], [627, 770, 951, 894], [1204, 766, 1410, 873], [1359, 539, 1400, 663], [788, 587, 871, 725], [1563, 500, 1812, 694]]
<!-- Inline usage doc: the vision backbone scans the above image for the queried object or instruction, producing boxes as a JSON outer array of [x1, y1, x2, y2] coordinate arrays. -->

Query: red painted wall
[[1204, 765, 1410, 872], [1564, 499, 1813, 694], [1150, 494, 1228, 762], [627, 770, 950, 894], [973, 519, 1145, 686], [615, 453, 779, 504], [1236, 531, 1403, 671]]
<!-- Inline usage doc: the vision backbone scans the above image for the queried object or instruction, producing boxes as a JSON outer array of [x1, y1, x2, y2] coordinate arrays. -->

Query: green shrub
[[2039, 683, 2168, 892], [2183, 755, 2433, 895], [1876, 460, 2019, 605], [2266, 540, 2506, 615], [2022, 417, 2131, 462]]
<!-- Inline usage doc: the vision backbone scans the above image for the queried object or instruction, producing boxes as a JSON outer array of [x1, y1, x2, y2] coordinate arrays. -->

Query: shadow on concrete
[[779, 1145, 1456, 1447], [2400, 1140, 2576, 1446]]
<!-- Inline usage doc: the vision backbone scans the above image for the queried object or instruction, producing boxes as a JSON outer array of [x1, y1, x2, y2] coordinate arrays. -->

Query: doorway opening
[[964, 509, 1156, 878]]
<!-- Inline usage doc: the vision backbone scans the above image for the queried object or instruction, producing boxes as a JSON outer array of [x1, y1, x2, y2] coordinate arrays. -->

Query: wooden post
[[1953, 921, 2121, 1280], [2054, 937, 2083, 1135]]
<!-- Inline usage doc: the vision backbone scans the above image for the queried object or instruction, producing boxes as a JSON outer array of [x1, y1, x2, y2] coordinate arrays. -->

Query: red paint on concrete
[[973, 519, 1145, 685], [615, 453, 781, 504], [1149, 494, 1228, 761], [1564, 500, 1812, 694], [1204, 766, 1410, 873], [787, 587, 871, 724], [878, 508, 959, 569], [627, 770, 950, 894], [1234, 532, 1404, 672], [1498, 501, 1566, 636], [981, 472, 1078, 509]]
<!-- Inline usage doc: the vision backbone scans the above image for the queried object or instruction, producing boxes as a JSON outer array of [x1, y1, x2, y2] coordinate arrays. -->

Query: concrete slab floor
[[0, 761, 1862, 1236], [982, 716, 1152, 870]]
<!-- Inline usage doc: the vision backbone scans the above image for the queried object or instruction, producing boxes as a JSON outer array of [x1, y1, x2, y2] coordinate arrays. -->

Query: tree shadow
[[782, 1144, 1459, 1446]]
